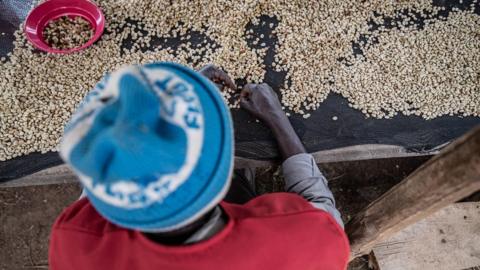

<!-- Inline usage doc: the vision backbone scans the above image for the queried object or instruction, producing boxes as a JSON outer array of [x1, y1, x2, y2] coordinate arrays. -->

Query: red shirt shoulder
[[223, 192, 327, 216], [52, 197, 120, 234]]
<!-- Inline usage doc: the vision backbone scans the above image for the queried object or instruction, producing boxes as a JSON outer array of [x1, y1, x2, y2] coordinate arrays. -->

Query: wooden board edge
[[1, 144, 438, 188], [0, 164, 77, 188], [235, 144, 437, 168]]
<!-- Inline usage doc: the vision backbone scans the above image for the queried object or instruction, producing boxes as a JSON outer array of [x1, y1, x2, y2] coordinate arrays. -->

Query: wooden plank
[[2, 144, 432, 187], [372, 202, 480, 270], [311, 144, 438, 163], [0, 164, 77, 188], [1, 144, 436, 186], [236, 144, 436, 168], [346, 126, 480, 258]]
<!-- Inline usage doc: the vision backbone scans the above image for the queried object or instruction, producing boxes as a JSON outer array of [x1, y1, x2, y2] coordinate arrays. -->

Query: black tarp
[[1, 0, 479, 181]]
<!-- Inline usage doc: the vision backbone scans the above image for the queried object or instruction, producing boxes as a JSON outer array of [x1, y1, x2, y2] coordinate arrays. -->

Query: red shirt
[[49, 193, 350, 269]]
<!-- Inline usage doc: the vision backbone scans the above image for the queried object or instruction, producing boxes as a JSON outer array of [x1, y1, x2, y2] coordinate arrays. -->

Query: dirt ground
[[0, 156, 432, 270], [0, 183, 81, 270]]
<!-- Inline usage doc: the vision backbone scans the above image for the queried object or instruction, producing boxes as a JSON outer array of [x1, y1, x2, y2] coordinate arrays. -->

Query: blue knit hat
[[60, 62, 233, 232]]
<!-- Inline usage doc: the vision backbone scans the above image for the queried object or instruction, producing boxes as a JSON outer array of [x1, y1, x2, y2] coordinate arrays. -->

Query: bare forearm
[[267, 113, 306, 161], [238, 83, 305, 160]]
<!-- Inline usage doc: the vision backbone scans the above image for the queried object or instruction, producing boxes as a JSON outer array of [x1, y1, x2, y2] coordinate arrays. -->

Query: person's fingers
[[258, 83, 272, 93], [243, 83, 256, 92], [200, 65, 236, 90], [199, 64, 215, 74], [240, 90, 249, 99], [239, 96, 252, 110], [250, 84, 262, 99], [213, 69, 236, 90], [240, 84, 254, 98], [257, 83, 278, 99]]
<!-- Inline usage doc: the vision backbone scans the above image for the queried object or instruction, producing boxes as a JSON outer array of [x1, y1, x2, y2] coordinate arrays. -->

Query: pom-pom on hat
[[60, 62, 233, 232]]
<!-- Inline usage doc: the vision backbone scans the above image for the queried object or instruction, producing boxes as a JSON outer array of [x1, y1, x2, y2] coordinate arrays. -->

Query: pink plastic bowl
[[24, 0, 105, 54]]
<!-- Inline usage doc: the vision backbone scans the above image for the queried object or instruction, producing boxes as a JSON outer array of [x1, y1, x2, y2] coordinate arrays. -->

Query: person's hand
[[240, 83, 305, 159], [239, 83, 285, 125], [199, 64, 236, 90]]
